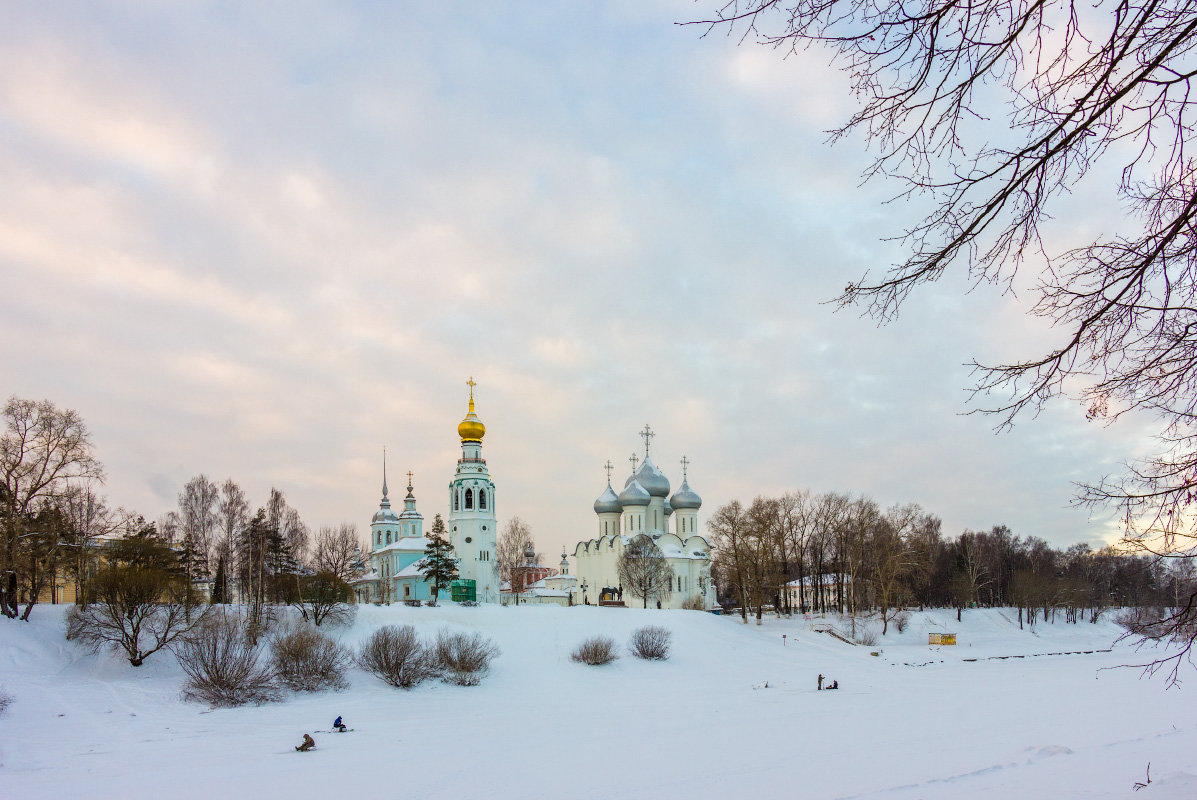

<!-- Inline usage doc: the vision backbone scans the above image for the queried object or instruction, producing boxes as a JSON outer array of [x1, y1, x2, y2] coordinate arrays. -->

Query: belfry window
[[479, 489, 487, 510], [454, 492, 459, 511], [465, 489, 473, 510]]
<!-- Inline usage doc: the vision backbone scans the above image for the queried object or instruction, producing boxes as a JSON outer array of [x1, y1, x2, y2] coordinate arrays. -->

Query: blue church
[[352, 460, 435, 603]]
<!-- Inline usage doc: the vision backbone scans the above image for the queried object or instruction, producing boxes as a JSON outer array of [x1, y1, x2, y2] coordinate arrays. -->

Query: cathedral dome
[[618, 478, 651, 507], [373, 506, 400, 524], [669, 479, 702, 510], [458, 380, 486, 442], [594, 483, 621, 514], [634, 456, 670, 497]]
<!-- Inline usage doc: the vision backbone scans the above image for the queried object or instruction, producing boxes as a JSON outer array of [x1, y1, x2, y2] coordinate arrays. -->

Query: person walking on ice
[[817, 674, 824, 691], [295, 733, 316, 752], [334, 716, 347, 733]]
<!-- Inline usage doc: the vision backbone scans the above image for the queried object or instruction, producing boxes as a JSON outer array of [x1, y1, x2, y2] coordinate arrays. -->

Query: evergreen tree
[[210, 552, 227, 604], [419, 514, 458, 602]]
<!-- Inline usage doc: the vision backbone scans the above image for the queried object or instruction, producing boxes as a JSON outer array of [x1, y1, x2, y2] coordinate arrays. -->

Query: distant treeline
[[706, 492, 1191, 632]]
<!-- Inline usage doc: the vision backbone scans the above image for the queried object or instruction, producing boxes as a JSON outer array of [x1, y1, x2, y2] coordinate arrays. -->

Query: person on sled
[[296, 733, 316, 752], [334, 716, 347, 733]]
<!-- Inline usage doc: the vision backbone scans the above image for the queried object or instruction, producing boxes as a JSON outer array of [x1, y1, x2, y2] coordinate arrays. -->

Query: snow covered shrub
[[571, 636, 618, 665], [681, 595, 706, 611], [356, 624, 435, 689], [0, 687, 12, 716], [893, 611, 911, 633], [629, 626, 672, 660], [175, 612, 280, 707], [433, 629, 500, 686], [270, 624, 351, 692], [460, 600, 478, 607], [403, 599, 422, 607]]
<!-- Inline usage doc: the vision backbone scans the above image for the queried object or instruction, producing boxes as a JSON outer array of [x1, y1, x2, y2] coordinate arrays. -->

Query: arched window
[[479, 489, 487, 510], [465, 489, 473, 510], [454, 492, 459, 511], [377, 532, 382, 545], [386, 531, 391, 545]]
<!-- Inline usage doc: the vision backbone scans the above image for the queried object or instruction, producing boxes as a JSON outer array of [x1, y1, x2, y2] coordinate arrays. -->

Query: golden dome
[[458, 378, 486, 442]]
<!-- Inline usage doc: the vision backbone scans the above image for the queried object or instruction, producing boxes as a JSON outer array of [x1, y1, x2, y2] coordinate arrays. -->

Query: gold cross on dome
[[407, 470, 414, 487], [629, 452, 639, 473], [466, 376, 476, 398]]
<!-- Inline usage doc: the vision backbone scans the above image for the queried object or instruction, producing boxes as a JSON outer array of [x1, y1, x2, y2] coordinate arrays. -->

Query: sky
[[0, 1, 1153, 558]]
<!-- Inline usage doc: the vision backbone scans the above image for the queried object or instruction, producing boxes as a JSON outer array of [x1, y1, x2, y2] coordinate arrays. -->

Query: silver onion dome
[[669, 479, 702, 510], [618, 477, 651, 507], [373, 506, 400, 524], [594, 483, 621, 514], [634, 456, 670, 497]]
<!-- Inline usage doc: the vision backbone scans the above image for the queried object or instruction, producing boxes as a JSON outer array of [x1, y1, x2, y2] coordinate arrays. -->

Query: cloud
[[0, 1, 1149, 560]]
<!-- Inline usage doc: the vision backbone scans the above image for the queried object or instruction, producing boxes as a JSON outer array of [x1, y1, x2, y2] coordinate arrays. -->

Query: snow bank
[[0, 605, 1194, 799]]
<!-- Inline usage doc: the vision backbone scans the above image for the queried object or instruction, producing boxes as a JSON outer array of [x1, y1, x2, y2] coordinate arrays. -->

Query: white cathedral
[[353, 380, 500, 604], [571, 427, 716, 610]]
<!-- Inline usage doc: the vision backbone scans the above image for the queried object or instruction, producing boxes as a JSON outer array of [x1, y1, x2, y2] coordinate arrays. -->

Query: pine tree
[[210, 552, 227, 604], [419, 514, 458, 602]]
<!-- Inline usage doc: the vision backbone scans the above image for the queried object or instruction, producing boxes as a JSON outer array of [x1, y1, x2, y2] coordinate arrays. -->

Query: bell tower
[[448, 378, 498, 602]]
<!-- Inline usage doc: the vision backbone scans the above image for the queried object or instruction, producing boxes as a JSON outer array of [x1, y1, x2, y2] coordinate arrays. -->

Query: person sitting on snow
[[334, 716, 347, 733], [296, 733, 316, 752], [828, 680, 839, 690]]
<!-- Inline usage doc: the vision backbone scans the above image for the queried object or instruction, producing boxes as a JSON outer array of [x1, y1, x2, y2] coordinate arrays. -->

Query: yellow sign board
[[929, 633, 957, 646]]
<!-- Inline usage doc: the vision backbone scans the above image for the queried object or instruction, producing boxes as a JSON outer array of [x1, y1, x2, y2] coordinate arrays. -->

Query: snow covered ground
[[1, 604, 1194, 799]]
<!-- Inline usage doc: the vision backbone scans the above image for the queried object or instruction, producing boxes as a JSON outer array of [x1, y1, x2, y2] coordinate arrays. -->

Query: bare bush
[[0, 687, 11, 716], [270, 624, 351, 692], [629, 626, 672, 660], [433, 629, 500, 686], [356, 624, 435, 689], [893, 611, 911, 633], [854, 625, 879, 647], [175, 612, 279, 707], [681, 595, 706, 611], [403, 599, 421, 608], [571, 636, 618, 665]]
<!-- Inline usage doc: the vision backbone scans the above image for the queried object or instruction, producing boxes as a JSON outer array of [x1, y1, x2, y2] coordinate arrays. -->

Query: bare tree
[[691, 0, 1197, 666], [496, 516, 538, 583], [1, 397, 103, 619], [66, 532, 208, 666], [708, 500, 754, 621], [310, 523, 363, 581], [216, 479, 248, 603], [59, 485, 123, 609], [178, 474, 219, 607], [617, 535, 674, 609], [290, 571, 355, 627]]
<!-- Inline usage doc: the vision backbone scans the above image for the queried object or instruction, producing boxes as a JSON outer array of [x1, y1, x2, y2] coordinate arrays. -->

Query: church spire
[[457, 377, 486, 443], [382, 446, 389, 499]]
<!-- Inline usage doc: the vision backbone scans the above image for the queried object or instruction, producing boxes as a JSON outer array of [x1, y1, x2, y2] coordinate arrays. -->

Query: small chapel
[[352, 380, 500, 604], [571, 426, 716, 610]]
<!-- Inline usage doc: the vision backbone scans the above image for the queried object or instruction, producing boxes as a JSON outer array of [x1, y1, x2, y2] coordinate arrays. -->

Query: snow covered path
[[1, 606, 1194, 799]]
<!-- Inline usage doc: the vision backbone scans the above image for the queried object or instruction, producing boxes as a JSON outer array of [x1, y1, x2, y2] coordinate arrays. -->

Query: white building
[[447, 378, 499, 603], [572, 430, 715, 610]]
